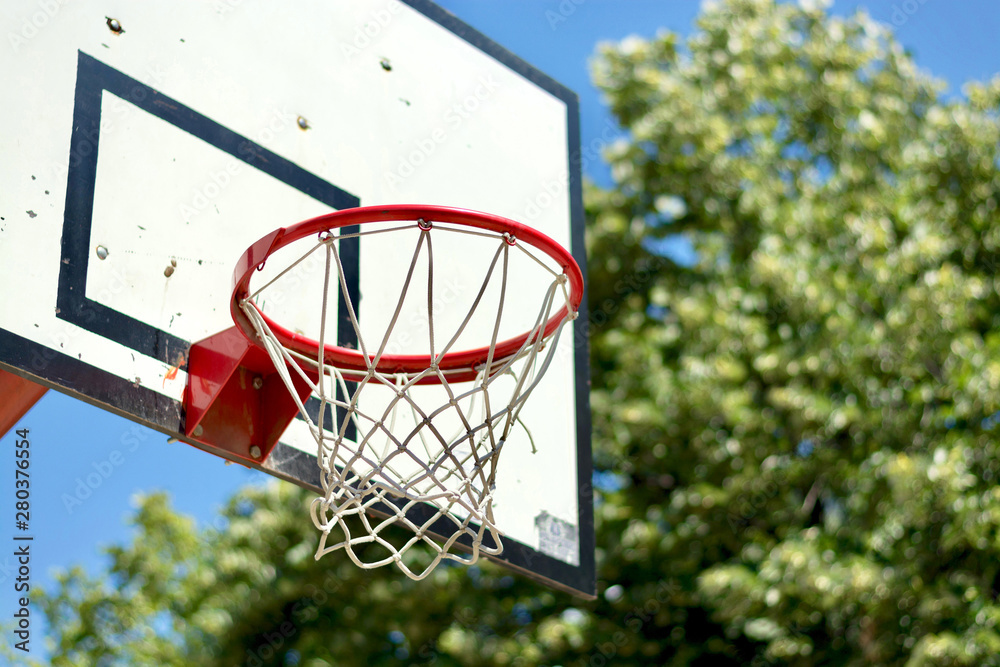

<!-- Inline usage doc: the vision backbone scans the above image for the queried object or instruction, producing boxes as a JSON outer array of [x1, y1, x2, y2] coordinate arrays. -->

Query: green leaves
[[587, 0, 1000, 663]]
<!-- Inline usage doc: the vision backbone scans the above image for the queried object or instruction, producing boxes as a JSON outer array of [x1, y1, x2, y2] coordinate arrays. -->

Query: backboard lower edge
[[0, 327, 595, 597]]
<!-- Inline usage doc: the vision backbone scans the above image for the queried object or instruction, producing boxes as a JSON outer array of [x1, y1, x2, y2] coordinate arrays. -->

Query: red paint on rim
[[231, 205, 583, 384]]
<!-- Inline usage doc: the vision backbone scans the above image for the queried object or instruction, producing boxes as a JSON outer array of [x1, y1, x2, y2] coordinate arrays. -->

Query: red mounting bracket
[[184, 326, 312, 464]]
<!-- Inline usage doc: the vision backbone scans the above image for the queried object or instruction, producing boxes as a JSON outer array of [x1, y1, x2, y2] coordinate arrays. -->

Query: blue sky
[[2, 0, 1000, 653]]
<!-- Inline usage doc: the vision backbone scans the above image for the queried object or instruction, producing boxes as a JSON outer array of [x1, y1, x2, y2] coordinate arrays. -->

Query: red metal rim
[[231, 205, 584, 383]]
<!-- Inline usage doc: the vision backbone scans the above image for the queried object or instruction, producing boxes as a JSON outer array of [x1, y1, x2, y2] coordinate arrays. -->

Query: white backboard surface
[[0, 0, 592, 596]]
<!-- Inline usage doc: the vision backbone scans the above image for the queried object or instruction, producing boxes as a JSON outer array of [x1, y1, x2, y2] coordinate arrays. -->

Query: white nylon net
[[239, 218, 576, 580]]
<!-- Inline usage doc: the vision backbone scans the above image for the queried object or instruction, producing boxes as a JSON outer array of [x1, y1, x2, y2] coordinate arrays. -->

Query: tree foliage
[[30, 1, 1000, 664], [28, 486, 563, 666]]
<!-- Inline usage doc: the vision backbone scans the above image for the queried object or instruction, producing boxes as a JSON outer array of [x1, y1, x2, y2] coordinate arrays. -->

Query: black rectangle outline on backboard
[[402, 0, 595, 597], [56, 51, 361, 369]]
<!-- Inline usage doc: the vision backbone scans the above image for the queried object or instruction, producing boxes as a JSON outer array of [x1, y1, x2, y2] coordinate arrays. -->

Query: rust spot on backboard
[[154, 99, 180, 112], [163, 353, 187, 387]]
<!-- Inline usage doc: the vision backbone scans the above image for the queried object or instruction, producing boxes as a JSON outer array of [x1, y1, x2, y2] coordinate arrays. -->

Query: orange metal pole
[[0, 369, 47, 438]]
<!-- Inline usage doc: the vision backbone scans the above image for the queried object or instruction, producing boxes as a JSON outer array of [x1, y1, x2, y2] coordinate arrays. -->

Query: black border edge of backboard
[[401, 0, 596, 599], [0, 327, 183, 431], [0, 321, 595, 597]]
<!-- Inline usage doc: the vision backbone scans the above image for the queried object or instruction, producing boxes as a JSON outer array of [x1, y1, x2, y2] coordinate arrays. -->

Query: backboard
[[0, 0, 593, 596]]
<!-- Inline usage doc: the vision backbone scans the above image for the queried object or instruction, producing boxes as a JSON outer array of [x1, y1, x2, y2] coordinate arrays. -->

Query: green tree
[[27, 486, 560, 666], [28, 1, 1000, 665], [586, 1, 1000, 664]]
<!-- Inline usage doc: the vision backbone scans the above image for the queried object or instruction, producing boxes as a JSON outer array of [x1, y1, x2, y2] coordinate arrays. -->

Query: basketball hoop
[[229, 205, 583, 579]]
